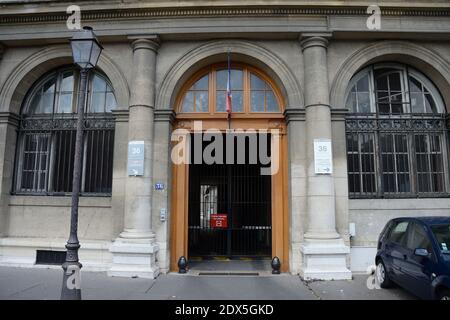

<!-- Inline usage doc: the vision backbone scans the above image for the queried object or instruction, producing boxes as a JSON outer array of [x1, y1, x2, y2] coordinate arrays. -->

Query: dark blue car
[[375, 216, 450, 300]]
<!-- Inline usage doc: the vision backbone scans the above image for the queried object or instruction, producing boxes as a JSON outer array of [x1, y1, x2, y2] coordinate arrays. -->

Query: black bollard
[[178, 256, 188, 273], [271, 256, 281, 274]]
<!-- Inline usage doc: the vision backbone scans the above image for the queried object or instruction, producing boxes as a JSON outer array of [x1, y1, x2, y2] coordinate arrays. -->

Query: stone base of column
[[108, 237, 159, 279], [299, 238, 352, 280]]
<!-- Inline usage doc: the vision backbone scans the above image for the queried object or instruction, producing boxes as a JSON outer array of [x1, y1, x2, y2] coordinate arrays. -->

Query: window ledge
[[9, 195, 111, 208], [349, 197, 450, 210], [349, 194, 450, 200]]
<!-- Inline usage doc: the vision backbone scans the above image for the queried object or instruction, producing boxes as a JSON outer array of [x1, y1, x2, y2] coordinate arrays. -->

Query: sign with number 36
[[128, 141, 145, 176], [314, 139, 333, 174]]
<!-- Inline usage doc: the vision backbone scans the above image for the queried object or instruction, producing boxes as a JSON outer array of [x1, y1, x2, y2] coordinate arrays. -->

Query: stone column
[[121, 37, 159, 239], [299, 34, 351, 280], [109, 36, 160, 279]]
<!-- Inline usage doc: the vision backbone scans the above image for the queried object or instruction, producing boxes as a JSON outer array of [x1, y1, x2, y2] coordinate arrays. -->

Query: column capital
[[111, 109, 129, 122], [0, 112, 20, 127], [128, 35, 160, 53], [283, 107, 305, 123], [154, 109, 176, 124], [299, 33, 332, 51], [330, 108, 349, 122]]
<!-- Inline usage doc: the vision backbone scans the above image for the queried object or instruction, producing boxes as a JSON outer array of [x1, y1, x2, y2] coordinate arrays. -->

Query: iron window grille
[[13, 67, 116, 196], [345, 64, 450, 199]]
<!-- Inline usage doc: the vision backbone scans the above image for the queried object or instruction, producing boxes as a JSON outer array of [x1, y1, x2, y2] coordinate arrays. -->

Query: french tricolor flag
[[226, 52, 232, 116]]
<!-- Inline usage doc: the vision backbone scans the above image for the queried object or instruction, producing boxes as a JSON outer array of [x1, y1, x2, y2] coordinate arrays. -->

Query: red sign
[[210, 214, 228, 229]]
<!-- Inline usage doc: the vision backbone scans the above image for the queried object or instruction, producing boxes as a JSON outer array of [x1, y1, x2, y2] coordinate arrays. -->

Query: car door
[[384, 220, 410, 284], [401, 222, 436, 299]]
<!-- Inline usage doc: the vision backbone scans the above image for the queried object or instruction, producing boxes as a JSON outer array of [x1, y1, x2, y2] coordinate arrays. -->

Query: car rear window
[[388, 221, 409, 245]]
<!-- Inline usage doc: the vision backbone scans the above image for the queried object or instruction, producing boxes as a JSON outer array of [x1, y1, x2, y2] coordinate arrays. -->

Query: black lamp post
[[60, 26, 103, 300]]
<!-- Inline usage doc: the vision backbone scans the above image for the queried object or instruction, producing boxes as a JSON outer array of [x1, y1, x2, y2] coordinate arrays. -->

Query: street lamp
[[60, 26, 103, 300]]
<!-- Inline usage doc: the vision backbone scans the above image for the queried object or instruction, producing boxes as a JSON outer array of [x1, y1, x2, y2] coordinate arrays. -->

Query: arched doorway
[[170, 63, 289, 272]]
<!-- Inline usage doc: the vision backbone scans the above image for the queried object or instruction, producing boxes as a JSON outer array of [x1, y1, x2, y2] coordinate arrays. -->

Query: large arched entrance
[[170, 63, 289, 272]]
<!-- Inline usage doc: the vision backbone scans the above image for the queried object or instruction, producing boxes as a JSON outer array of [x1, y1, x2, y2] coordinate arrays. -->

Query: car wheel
[[376, 260, 393, 288], [438, 289, 450, 300]]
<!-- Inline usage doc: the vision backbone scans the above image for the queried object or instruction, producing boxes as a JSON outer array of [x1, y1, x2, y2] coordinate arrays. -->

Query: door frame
[[170, 118, 289, 272]]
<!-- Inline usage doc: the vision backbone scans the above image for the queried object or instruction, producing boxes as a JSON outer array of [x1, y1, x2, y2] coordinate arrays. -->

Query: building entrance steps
[[185, 258, 272, 275]]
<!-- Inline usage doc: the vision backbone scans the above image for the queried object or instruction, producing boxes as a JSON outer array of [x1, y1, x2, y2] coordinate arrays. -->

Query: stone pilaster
[[152, 109, 175, 273], [284, 108, 306, 274], [0, 112, 19, 238], [299, 34, 351, 280], [0, 43, 5, 60], [110, 109, 129, 239], [108, 36, 160, 279]]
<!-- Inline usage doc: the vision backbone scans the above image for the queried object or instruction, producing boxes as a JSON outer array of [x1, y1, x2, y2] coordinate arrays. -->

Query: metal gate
[[188, 133, 272, 258]]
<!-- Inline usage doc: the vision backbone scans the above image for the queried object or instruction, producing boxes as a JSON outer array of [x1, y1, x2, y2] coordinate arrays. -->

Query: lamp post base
[[60, 261, 82, 300]]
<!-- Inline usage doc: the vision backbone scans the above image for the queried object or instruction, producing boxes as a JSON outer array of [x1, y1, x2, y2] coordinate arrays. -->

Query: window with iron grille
[[345, 63, 449, 198], [14, 67, 116, 195]]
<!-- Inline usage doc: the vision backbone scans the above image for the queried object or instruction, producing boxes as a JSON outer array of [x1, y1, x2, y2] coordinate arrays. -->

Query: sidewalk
[[0, 266, 416, 300]]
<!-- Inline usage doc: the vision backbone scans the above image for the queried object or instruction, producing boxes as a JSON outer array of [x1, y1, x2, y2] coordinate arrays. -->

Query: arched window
[[14, 67, 117, 195], [345, 63, 448, 198], [178, 64, 282, 114]]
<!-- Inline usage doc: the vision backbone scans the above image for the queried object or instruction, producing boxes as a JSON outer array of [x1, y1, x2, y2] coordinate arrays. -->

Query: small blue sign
[[155, 183, 165, 190]]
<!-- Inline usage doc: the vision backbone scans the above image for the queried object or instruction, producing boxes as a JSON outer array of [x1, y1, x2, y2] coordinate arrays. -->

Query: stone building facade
[[0, 1, 449, 280]]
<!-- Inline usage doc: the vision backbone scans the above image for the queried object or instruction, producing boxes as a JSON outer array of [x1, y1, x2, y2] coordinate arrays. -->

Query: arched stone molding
[[330, 41, 450, 111], [156, 40, 303, 111], [0, 45, 130, 114]]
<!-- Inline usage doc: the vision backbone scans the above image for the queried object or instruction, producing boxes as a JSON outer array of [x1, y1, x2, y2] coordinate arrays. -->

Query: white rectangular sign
[[128, 140, 145, 176], [314, 139, 333, 174]]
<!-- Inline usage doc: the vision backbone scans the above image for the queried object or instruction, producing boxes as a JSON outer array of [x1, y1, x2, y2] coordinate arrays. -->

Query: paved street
[[0, 266, 416, 300]]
